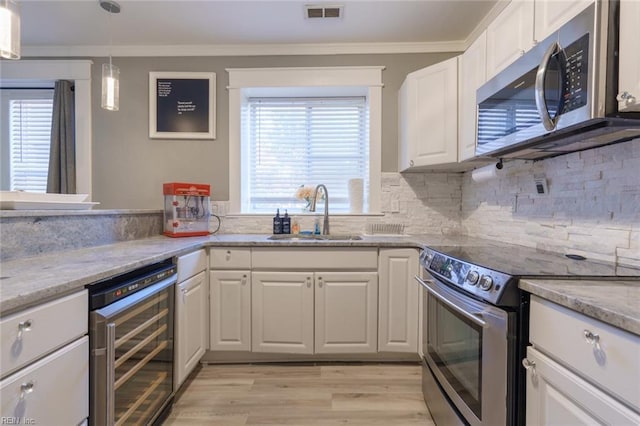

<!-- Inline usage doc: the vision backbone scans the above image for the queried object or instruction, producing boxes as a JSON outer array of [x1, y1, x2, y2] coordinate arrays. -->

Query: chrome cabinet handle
[[318, 277, 323, 288], [522, 358, 535, 370], [306, 277, 312, 288], [410, 160, 415, 167], [617, 91, 637, 106], [242, 274, 247, 285], [584, 329, 600, 347], [20, 381, 35, 398], [226, 250, 231, 261], [522, 358, 537, 384], [17, 319, 33, 340]]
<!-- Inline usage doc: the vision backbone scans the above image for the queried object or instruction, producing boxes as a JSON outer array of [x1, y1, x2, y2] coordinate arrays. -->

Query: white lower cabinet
[[251, 271, 378, 355], [175, 270, 207, 388], [315, 272, 378, 354], [525, 296, 640, 425], [1, 336, 89, 425], [209, 270, 252, 351], [525, 347, 639, 425], [0, 290, 88, 425], [378, 248, 419, 353], [251, 271, 314, 354]]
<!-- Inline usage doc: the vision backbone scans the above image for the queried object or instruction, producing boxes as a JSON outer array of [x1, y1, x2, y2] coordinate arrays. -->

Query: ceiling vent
[[305, 4, 343, 19]]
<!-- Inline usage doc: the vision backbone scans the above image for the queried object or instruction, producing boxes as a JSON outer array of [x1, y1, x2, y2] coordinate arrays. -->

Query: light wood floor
[[163, 363, 435, 426]]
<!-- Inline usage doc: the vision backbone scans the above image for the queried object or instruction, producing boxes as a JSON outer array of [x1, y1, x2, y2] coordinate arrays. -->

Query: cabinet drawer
[[0, 290, 87, 378], [177, 249, 207, 282], [0, 336, 89, 425], [251, 248, 378, 270], [530, 296, 640, 410], [210, 248, 251, 269]]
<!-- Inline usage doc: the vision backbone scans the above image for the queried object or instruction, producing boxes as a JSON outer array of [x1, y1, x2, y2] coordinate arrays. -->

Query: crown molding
[[21, 40, 466, 58], [463, 0, 511, 49]]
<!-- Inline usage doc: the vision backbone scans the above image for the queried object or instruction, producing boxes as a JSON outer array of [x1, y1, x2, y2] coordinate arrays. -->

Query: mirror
[[0, 60, 93, 198]]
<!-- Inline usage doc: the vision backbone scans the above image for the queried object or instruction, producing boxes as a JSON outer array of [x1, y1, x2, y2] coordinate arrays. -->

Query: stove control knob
[[466, 271, 480, 285], [479, 275, 493, 291]]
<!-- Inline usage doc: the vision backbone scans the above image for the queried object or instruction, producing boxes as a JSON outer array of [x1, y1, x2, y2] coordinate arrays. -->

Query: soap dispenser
[[273, 209, 282, 234], [282, 210, 291, 234]]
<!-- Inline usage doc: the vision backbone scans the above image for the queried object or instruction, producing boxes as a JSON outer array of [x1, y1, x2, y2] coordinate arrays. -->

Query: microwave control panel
[[562, 33, 590, 114]]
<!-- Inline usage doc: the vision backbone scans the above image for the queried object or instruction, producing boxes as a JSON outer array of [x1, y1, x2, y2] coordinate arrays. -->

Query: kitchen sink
[[268, 234, 362, 241]]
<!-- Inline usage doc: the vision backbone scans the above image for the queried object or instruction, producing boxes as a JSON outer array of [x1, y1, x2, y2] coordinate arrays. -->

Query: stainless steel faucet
[[309, 184, 329, 235]]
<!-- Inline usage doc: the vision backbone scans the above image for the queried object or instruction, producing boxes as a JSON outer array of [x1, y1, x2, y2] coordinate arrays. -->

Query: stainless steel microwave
[[475, 0, 640, 160]]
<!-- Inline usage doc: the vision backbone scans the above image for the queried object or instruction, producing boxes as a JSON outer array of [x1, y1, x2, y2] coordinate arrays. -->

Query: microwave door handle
[[535, 41, 560, 131]]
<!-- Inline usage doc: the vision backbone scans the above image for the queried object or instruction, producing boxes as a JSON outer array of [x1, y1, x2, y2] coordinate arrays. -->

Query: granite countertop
[[1, 233, 459, 317], [4, 233, 637, 338], [519, 279, 640, 336]]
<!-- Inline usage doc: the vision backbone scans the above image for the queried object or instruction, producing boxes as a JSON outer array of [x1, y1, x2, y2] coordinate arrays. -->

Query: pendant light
[[100, 0, 120, 111], [0, 0, 20, 59]]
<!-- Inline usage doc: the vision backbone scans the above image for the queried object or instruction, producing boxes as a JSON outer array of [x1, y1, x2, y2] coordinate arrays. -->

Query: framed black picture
[[149, 72, 216, 139]]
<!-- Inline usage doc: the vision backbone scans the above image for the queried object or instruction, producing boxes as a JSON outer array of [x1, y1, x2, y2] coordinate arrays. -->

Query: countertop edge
[[0, 234, 431, 317], [519, 279, 640, 336]]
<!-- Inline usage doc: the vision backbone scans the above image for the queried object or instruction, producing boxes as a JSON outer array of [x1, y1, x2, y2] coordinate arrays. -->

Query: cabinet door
[[175, 271, 207, 389], [398, 57, 459, 170], [209, 270, 251, 351], [486, 0, 534, 80], [1, 337, 88, 425], [251, 271, 314, 354], [458, 32, 487, 161], [618, 0, 640, 112], [315, 272, 378, 354], [525, 347, 640, 425], [378, 249, 419, 353], [534, 0, 593, 43]]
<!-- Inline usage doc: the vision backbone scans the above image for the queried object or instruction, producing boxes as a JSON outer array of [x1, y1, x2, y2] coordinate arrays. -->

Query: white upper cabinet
[[618, 0, 640, 112], [534, 0, 594, 43], [458, 31, 487, 161], [398, 57, 459, 171], [486, 0, 535, 80]]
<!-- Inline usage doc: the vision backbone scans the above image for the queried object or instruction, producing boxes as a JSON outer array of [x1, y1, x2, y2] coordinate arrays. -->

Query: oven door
[[417, 274, 513, 426]]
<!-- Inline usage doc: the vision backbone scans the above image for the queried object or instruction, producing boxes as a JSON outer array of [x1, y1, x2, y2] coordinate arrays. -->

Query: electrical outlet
[[533, 174, 548, 195]]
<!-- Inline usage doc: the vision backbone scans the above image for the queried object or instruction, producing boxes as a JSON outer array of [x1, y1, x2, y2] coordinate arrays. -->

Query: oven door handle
[[415, 275, 487, 327]]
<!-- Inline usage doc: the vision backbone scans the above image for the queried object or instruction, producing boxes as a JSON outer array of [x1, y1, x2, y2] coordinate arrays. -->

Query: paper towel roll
[[471, 164, 498, 183], [348, 178, 364, 213]]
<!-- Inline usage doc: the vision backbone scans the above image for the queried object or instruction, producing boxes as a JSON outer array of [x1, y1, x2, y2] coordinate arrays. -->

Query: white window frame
[[1, 89, 54, 192], [227, 66, 384, 215], [0, 60, 93, 197]]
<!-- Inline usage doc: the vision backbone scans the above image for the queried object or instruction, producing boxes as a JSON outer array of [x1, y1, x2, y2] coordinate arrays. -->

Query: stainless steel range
[[416, 241, 639, 426]]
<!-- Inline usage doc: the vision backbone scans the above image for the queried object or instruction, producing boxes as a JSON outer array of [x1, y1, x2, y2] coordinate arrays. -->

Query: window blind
[[245, 97, 369, 214], [9, 96, 53, 192], [477, 100, 540, 146]]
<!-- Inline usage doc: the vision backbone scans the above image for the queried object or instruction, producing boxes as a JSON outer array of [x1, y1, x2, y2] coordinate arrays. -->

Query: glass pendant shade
[[0, 0, 21, 60], [101, 62, 120, 111]]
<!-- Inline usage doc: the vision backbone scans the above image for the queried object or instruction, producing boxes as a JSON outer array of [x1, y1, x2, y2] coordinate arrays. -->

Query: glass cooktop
[[426, 242, 640, 279]]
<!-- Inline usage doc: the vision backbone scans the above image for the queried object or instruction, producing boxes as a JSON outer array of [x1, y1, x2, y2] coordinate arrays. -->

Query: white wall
[[461, 138, 640, 266]]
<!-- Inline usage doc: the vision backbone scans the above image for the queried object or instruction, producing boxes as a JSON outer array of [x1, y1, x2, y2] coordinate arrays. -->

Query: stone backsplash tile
[[461, 138, 640, 264], [2, 140, 638, 265], [0, 211, 162, 262]]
